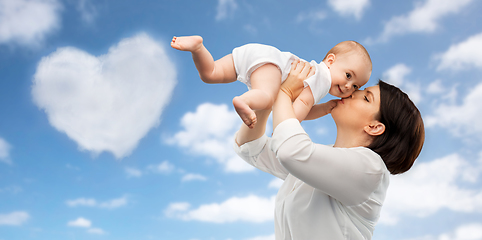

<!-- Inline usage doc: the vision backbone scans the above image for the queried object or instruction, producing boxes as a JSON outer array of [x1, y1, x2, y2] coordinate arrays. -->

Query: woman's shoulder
[[346, 146, 389, 175]]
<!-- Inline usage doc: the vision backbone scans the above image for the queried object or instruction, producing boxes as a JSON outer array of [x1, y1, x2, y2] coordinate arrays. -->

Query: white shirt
[[234, 119, 390, 240], [232, 43, 332, 105]]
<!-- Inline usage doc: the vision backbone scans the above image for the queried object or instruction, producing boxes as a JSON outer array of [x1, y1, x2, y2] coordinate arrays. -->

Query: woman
[[234, 61, 424, 239]]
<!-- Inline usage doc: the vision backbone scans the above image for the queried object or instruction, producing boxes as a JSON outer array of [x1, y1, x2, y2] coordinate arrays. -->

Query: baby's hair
[[323, 41, 372, 71]]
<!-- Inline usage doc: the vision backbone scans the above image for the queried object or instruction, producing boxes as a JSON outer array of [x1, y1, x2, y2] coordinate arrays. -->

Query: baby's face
[[325, 52, 371, 98]]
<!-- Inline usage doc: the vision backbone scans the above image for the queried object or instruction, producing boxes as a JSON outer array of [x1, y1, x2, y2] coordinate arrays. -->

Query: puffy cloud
[[147, 161, 175, 174], [379, 153, 482, 225], [436, 32, 482, 71], [68, 217, 106, 234], [66, 196, 128, 209], [76, 0, 97, 23], [382, 63, 411, 87], [296, 10, 327, 23], [407, 223, 482, 240], [165, 195, 275, 223], [125, 167, 143, 178], [368, 0, 474, 43], [245, 234, 275, 240], [425, 82, 482, 142], [67, 217, 91, 228], [166, 103, 254, 173], [439, 223, 482, 240], [0, 137, 12, 164], [268, 178, 283, 189], [0, 211, 30, 226], [327, 0, 370, 20], [0, 0, 62, 47], [382, 63, 421, 104], [181, 173, 207, 182], [32, 33, 177, 158], [87, 228, 107, 235], [215, 0, 237, 21]]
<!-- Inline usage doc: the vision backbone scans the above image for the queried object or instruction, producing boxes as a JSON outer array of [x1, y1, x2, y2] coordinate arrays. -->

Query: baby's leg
[[233, 64, 281, 129], [171, 36, 237, 84]]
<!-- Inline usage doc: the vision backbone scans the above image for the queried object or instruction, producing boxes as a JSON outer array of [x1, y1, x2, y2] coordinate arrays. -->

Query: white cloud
[[67, 217, 107, 235], [328, 0, 370, 20], [440, 223, 482, 240], [436, 32, 482, 71], [98, 196, 127, 209], [76, 0, 97, 23], [66, 198, 97, 207], [296, 9, 327, 23], [215, 0, 237, 21], [382, 63, 411, 87], [368, 0, 474, 43], [408, 223, 482, 240], [66, 196, 127, 209], [245, 234, 275, 240], [181, 173, 207, 182], [165, 195, 275, 223], [0, 137, 12, 164], [268, 178, 283, 189], [382, 63, 421, 104], [67, 217, 91, 228], [0, 211, 30, 226], [426, 79, 445, 94], [166, 103, 254, 173], [147, 161, 175, 174], [87, 227, 107, 235], [32, 33, 177, 159], [379, 153, 482, 225], [0, 0, 62, 47], [125, 167, 143, 178], [425, 82, 482, 142]]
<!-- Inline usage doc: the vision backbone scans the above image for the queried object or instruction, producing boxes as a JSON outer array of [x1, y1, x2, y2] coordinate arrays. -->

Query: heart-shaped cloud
[[32, 33, 177, 158]]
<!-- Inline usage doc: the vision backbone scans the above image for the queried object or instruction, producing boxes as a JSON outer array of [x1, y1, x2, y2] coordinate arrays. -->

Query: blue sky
[[1, 0, 482, 239]]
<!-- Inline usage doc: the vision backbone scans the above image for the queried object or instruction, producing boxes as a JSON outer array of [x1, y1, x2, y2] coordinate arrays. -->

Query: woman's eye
[[346, 73, 351, 79], [364, 96, 369, 102]]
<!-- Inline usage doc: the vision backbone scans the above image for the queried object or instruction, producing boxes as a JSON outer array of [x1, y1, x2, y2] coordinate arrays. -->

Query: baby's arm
[[304, 100, 338, 120], [293, 86, 315, 122]]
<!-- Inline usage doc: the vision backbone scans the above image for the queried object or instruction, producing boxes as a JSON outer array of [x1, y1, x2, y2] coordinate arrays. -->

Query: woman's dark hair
[[367, 80, 425, 175]]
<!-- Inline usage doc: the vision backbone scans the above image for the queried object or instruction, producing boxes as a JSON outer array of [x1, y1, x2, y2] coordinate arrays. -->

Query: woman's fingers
[[291, 59, 301, 72]]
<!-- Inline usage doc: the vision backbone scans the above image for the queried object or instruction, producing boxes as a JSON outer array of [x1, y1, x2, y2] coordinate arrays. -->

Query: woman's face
[[331, 85, 381, 130]]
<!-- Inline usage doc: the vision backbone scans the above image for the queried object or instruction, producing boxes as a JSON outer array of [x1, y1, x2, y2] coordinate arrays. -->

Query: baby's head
[[323, 41, 372, 98]]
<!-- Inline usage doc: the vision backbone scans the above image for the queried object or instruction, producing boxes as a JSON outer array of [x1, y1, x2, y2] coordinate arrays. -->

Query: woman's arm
[[273, 125, 385, 206]]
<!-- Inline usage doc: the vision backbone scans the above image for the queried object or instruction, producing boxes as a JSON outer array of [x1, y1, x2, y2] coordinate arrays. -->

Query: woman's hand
[[280, 59, 315, 102]]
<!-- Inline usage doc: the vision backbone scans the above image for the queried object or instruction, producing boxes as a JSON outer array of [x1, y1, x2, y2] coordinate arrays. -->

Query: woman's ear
[[364, 121, 385, 136], [325, 53, 335, 67]]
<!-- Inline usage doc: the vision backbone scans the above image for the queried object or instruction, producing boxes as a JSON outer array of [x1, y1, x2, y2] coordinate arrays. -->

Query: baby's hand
[[305, 99, 339, 120], [323, 99, 338, 114], [281, 59, 315, 101]]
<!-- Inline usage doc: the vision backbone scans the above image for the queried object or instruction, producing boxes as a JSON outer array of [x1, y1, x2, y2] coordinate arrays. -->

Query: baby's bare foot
[[233, 97, 257, 129], [171, 36, 203, 52]]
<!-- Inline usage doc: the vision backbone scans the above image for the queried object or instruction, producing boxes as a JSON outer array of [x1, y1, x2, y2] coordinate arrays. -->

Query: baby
[[171, 36, 372, 128]]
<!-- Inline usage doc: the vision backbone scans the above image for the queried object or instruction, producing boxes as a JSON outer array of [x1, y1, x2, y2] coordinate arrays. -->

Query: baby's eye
[[346, 73, 351, 79], [353, 85, 359, 90]]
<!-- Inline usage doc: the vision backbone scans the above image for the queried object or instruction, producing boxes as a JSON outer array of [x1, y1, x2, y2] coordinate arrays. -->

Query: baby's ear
[[325, 53, 336, 67]]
